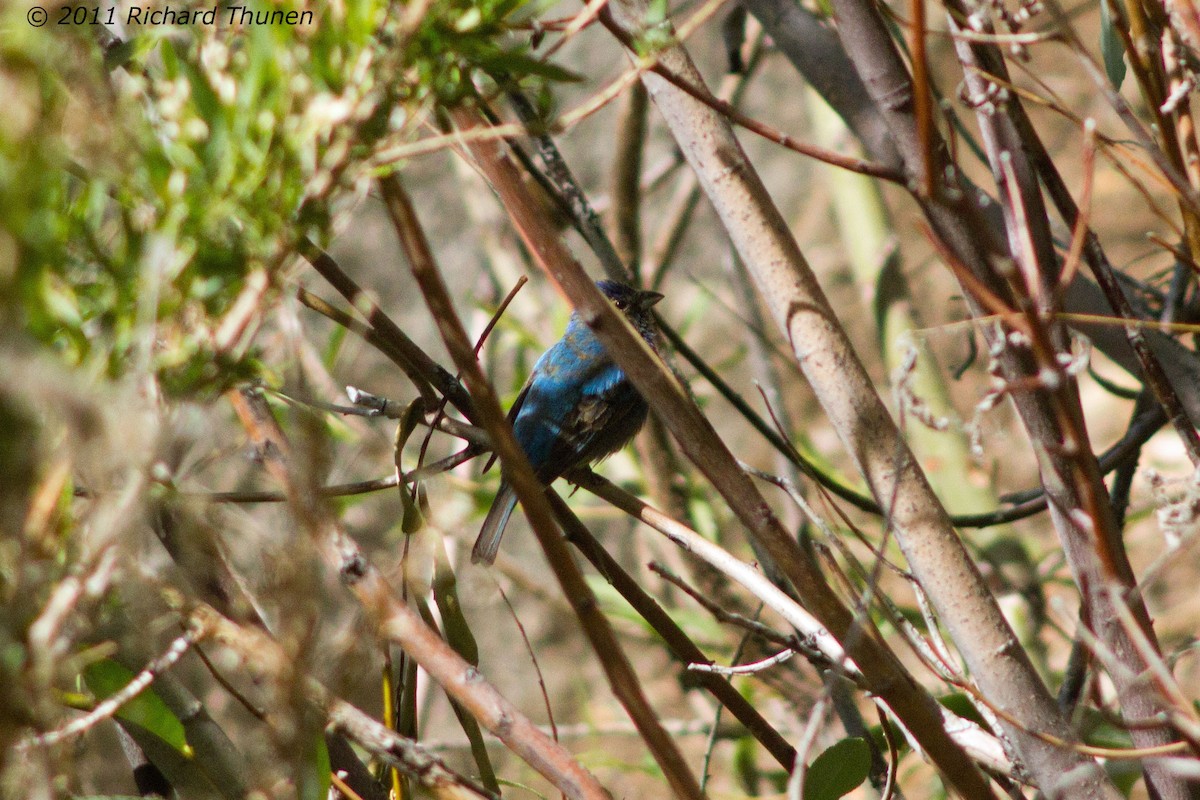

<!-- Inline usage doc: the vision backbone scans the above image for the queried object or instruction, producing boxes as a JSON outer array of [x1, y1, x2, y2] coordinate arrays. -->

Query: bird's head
[[597, 279, 665, 315]]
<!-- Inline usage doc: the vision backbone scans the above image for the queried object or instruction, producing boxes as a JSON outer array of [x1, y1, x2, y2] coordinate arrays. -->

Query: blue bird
[[473, 280, 664, 564]]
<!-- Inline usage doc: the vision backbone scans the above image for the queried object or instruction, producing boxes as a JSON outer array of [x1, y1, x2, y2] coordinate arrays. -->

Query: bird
[[473, 280, 664, 564]]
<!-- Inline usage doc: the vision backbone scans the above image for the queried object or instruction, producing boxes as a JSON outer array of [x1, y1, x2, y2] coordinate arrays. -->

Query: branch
[[182, 602, 497, 800], [379, 172, 705, 800], [603, 0, 1117, 795], [22, 628, 198, 749], [228, 388, 612, 800], [454, 99, 999, 797], [298, 238, 475, 421], [547, 487, 798, 768]]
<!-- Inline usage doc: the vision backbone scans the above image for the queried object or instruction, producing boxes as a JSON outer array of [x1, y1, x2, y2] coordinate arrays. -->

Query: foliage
[[5, 0, 1200, 798]]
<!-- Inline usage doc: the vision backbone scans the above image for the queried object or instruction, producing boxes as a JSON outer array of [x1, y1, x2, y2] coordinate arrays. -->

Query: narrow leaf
[[803, 737, 871, 800], [82, 660, 190, 756], [298, 732, 331, 800], [1100, 0, 1128, 90]]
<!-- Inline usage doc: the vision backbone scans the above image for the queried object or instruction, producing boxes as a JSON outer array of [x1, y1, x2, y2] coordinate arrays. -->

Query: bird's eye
[[615, 299, 628, 310]]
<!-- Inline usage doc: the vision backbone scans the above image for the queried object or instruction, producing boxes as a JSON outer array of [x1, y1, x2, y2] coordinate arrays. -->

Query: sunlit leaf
[[82, 660, 190, 756], [803, 737, 870, 800]]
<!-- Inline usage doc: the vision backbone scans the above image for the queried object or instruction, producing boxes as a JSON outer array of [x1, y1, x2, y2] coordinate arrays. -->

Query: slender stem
[[455, 98, 1000, 798], [380, 171, 707, 800], [548, 489, 798, 768]]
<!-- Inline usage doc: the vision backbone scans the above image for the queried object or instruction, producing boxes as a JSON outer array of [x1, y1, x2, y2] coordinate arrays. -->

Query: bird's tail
[[472, 482, 518, 565]]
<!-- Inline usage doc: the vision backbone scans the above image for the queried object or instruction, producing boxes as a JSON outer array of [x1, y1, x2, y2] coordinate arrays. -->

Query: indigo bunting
[[473, 280, 664, 564]]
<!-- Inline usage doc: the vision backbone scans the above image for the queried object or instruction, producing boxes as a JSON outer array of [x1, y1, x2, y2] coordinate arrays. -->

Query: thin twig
[[649, 562, 798, 650], [496, 585, 559, 743], [688, 649, 796, 675], [298, 239, 475, 420], [24, 627, 201, 748], [548, 491, 798, 767], [381, 169, 705, 800]]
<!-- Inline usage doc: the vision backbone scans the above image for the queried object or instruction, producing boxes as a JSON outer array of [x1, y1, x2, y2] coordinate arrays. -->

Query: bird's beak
[[637, 290, 665, 309]]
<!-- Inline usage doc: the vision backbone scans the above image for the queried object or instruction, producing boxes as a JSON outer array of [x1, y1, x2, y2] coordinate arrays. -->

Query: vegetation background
[[3, 0, 1200, 797]]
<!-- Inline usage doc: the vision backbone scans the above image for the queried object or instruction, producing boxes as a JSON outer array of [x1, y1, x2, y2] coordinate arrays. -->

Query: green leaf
[[1099, 0, 1127, 91], [1079, 707, 1134, 750], [298, 732, 331, 800], [396, 401, 429, 534], [433, 555, 479, 667], [1078, 709, 1139, 795], [646, 0, 669, 26], [455, 7, 483, 32], [938, 692, 988, 728], [1105, 758, 1142, 798], [734, 734, 761, 795], [82, 659, 190, 756], [489, 52, 583, 83], [474, 45, 584, 85], [803, 737, 871, 800], [419, 587, 497, 793]]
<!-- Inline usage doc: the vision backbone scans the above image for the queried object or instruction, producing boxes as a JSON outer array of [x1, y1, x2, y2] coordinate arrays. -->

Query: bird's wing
[[483, 335, 586, 475], [481, 379, 533, 474], [532, 366, 647, 480]]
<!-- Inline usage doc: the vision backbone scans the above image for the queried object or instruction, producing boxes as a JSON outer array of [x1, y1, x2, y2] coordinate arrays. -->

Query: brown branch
[[547, 486, 798, 768], [609, 81, 648, 278], [600, 16, 905, 183], [1040, 0, 1200, 217], [453, 100, 1000, 798], [228, 388, 612, 800], [950, 24, 1200, 796], [740, 0, 903, 169], [824, 0, 1185, 789], [298, 238, 475, 420], [182, 602, 497, 800], [507, 90, 630, 281], [647, 562, 800, 651], [604, 0, 1122, 795], [909, 0, 934, 197], [379, 170, 704, 800]]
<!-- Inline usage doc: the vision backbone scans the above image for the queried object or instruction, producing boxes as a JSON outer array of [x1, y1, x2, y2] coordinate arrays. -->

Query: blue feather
[[473, 281, 663, 564]]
